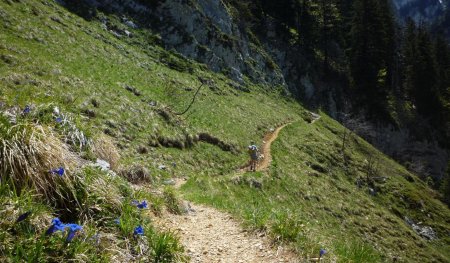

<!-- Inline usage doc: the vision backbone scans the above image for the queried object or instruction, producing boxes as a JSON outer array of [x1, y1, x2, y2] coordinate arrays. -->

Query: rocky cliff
[[392, 0, 447, 23], [61, 0, 335, 105]]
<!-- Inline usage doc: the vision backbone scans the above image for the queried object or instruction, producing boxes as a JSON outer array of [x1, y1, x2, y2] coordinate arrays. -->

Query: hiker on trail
[[248, 142, 259, 172]]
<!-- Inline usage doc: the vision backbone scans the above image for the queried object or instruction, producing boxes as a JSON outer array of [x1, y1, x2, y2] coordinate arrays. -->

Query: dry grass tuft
[[0, 122, 83, 204], [92, 134, 120, 170], [118, 164, 151, 184]]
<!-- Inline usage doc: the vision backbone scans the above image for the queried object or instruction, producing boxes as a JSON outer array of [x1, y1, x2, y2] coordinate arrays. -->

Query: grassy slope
[[0, 1, 449, 262], [182, 115, 450, 262]]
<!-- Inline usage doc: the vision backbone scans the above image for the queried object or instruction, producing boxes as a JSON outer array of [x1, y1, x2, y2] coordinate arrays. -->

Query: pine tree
[[297, 0, 319, 52], [411, 25, 440, 116], [318, 0, 340, 73], [349, 0, 394, 119], [402, 18, 418, 98]]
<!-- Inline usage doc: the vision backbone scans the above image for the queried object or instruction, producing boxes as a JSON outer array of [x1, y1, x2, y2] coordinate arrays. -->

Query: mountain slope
[[0, 1, 449, 262]]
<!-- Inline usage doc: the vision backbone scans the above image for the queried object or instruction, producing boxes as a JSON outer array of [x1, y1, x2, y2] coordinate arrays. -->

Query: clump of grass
[[0, 182, 109, 262], [149, 229, 187, 262], [92, 134, 120, 170], [0, 117, 82, 205], [335, 240, 382, 263], [29, 104, 92, 152], [163, 187, 182, 214], [119, 164, 152, 184], [79, 167, 126, 222], [271, 211, 303, 242]]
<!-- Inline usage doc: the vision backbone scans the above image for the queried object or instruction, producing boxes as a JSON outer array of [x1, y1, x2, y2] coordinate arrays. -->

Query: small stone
[[163, 179, 175, 185], [91, 98, 100, 108], [137, 145, 148, 154], [83, 109, 96, 118]]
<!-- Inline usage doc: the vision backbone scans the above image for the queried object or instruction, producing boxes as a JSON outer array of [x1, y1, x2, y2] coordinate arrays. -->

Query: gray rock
[[181, 201, 195, 213], [163, 179, 175, 185], [124, 85, 141, 96], [124, 20, 138, 29], [404, 216, 437, 240], [249, 179, 262, 189], [95, 159, 111, 171]]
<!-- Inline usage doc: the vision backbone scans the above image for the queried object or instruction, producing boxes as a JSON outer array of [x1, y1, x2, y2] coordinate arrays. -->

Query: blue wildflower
[[23, 105, 31, 114], [137, 200, 147, 209], [65, 223, 82, 242], [320, 248, 327, 257], [50, 167, 65, 176], [55, 117, 62, 123], [133, 225, 144, 236], [45, 217, 66, 236], [114, 218, 120, 225], [16, 211, 31, 223]]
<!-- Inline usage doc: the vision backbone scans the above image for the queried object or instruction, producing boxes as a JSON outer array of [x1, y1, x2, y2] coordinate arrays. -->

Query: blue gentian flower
[[137, 200, 147, 209], [45, 217, 66, 235], [133, 225, 144, 236], [50, 167, 65, 176], [16, 211, 31, 223], [114, 218, 120, 225], [320, 248, 327, 257], [23, 105, 31, 114], [65, 223, 82, 242], [55, 117, 62, 123]]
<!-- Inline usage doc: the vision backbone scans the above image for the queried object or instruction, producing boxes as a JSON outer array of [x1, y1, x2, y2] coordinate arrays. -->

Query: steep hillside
[[0, 1, 449, 262]]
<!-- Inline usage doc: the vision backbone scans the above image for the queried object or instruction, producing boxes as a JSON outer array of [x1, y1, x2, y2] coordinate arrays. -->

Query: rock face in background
[[65, 0, 287, 88], [391, 0, 447, 23], [156, 0, 286, 87], [61, 0, 323, 101]]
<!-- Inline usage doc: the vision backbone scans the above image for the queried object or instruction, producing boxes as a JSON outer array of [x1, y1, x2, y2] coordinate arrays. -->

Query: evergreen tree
[[411, 25, 440, 116], [349, 0, 395, 119], [433, 35, 450, 96], [402, 18, 418, 98], [318, 0, 340, 73], [297, 0, 319, 52]]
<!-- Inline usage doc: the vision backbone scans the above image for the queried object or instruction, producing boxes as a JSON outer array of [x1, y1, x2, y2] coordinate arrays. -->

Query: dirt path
[[257, 123, 289, 171], [158, 202, 296, 263], [157, 122, 303, 262]]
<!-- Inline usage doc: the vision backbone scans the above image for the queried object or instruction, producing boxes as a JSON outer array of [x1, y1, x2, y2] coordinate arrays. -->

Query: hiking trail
[[256, 123, 289, 171], [157, 117, 319, 262]]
